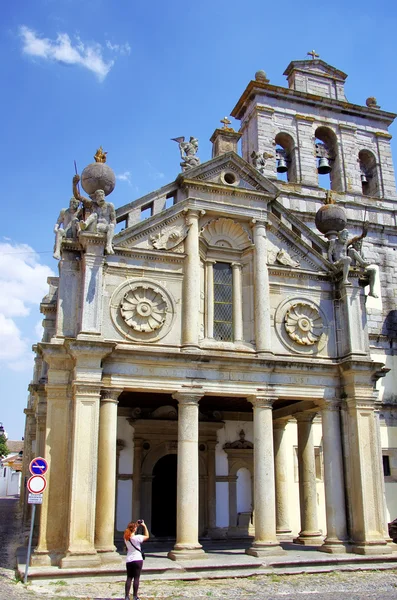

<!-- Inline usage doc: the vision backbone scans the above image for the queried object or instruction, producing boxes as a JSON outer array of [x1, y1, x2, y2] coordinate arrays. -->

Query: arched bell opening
[[275, 132, 297, 183], [315, 126, 343, 192], [359, 149, 380, 197]]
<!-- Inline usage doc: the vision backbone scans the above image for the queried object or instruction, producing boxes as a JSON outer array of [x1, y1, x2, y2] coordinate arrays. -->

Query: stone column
[[78, 233, 106, 339], [294, 413, 323, 545], [246, 395, 284, 556], [205, 259, 215, 339], [343, 392, 389, 554], [94, 388, 121, 564], [132, 438, 143, 521], [320, 400, 349, 553], [60, 342, 114, 568], [181, 210, 202, 350], [168, 391, 206, 560], [273, 420, 292, 538], [232, 262, 243, 342], [31, 345, 74, 566], [228, 475, 238, 534], [206, 441, 217, 534], [252, 220, 272, 355]]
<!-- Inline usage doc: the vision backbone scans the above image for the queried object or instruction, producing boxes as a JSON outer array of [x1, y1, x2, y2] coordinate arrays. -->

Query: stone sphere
[[81, 162, 116, 196], [315, 203, 347, 235], [255, 70, 268, 82]]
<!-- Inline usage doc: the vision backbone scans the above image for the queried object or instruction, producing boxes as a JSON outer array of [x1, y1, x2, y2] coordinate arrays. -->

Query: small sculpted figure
[[73, 174, 116, 254], [94, 146, 107, 163], [251, 151, 266, 174], [328, 224, 378, 297], [172, 136, 200, 171], [53, 197, 82, 260]]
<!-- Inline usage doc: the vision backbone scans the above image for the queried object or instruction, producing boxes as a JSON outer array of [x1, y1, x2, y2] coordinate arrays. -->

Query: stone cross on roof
[[307, 50, 320, 60], [220, 116, 232, 129]]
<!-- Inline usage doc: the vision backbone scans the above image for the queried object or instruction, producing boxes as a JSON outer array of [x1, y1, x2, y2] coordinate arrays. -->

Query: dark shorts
[[126, 559, 143, 577]]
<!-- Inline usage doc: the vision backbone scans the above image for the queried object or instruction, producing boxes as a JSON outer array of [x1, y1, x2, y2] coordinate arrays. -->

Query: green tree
[[0, 433, 9, 458]]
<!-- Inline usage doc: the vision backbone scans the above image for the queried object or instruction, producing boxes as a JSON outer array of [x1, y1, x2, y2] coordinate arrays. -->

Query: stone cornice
[[230, 79, 396, 125]]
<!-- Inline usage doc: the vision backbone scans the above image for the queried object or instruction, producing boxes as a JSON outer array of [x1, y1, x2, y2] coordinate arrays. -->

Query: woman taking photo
[[123, 519, 149, 600]]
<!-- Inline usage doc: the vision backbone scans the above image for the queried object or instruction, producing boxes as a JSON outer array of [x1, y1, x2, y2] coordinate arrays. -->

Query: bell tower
[[231, 55, 396, 198]]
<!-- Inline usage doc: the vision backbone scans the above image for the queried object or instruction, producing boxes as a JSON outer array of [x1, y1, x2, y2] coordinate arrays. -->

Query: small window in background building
[[383, 455, 391, 477], [141, 203, 153, 221]]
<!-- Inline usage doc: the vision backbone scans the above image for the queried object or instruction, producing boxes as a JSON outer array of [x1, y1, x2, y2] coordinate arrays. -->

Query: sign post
[[24, 458, 48, 584]]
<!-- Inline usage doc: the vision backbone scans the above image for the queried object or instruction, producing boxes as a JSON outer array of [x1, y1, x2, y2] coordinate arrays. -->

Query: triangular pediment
[[177, 151, 280, 197], [283, 59, 347, 82]]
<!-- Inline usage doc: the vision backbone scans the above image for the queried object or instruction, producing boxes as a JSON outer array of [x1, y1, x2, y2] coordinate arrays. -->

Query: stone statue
[[53, 197, 82, 260], [251, 150, 273, 174], [94, 146, 107, 163], [328, 224, 378, 297], [251, 151, 266, 174], [172, 136, 200, 171], [73, 174, 116, 255]]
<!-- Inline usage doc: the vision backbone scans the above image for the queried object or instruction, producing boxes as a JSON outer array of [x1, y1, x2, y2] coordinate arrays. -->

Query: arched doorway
[[151, 454, 177, 537]]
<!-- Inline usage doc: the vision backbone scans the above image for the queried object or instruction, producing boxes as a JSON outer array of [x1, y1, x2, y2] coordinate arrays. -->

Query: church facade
[[23, 57, 397, 568]]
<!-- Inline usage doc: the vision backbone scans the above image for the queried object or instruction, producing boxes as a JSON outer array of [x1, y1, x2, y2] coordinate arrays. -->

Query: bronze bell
[[277, 157, 288, 173], [317, 157, 332, 174], [360, 172, 368, 184]]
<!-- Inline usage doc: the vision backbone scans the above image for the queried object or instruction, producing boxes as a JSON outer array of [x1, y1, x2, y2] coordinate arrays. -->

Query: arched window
[[275, 132, 297, 183], [315, 127, 343, 191], [359, 149, 380, 197]]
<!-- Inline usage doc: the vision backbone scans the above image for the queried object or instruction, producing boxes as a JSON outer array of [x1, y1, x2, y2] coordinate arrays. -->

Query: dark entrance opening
[[151, 453, 177, 537]]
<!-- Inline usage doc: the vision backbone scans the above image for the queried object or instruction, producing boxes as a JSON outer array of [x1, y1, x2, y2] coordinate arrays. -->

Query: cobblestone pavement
[[2, 497, 397, 600]]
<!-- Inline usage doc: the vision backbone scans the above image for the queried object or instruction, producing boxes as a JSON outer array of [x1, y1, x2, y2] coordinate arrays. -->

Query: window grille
[[213, 263, 233, 341]]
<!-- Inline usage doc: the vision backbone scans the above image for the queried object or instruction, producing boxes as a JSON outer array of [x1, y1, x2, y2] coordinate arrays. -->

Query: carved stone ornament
[[223, 430, 253, 449], [121, 284, 168, 332], [201, 217, 252, 249], [284, 302, 324, 346], [149, 224, 189, 251], [111, 278, 175, 342]]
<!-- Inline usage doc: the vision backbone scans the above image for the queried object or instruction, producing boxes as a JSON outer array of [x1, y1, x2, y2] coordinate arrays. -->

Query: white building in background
[[23, 56, 397, 569], [1, 440, 23, 496]]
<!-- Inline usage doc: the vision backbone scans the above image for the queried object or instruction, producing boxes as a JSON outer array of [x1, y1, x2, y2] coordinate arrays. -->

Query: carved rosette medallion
[[110, 279, 175, 342], [284, 303, 324, 346], [121, 285, 167, 332]]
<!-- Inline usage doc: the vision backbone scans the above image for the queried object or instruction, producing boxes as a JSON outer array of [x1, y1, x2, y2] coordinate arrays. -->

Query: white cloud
[[106, 40, 131, 55], [0, 242, 54, 371], [116, 171, 132, 185], [145, 161, 165, 181], [19, 25, 115, 81]]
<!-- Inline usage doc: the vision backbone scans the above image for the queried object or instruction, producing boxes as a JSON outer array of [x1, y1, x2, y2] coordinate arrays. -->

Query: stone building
[[23, 56, 397, 568]]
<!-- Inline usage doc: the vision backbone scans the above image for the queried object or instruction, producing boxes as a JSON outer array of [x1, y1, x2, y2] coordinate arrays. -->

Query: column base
[[276, 530, 293, 541], [60, 552, 101, 568], [30, 551, 53, 567], [319, 540, 350, 554], [246, 541, 285, 557], [181, 344, 201, 353], [294, 532, 323, 546], [350, 542, 391, 555], [168, 544, 207, 561], [97, 549, 122, 565]]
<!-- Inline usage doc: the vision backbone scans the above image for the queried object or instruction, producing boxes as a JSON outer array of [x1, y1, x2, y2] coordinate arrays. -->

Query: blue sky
[[1, 0, 397, 440]]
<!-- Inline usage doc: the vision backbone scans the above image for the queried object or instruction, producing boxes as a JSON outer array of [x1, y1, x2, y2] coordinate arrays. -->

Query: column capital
[[251, 218, 268, 228], [321, 399, 341, 412], [247, 395, 275, 409], [100, 388, 122, 403], [205, 258, 217, 265], [173, 390, 203, 405], [295, 411, 317, 423], [231, 262, 243, 269]]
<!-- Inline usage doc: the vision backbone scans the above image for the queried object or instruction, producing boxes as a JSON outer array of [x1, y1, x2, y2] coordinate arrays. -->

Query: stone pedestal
[[320, 400, 349, 553], [95, 389, 121, 564], [78, 233, 106, 340], [246, 395, 284, 557], [60, 342, 114, 568], [31, 346, 74, 566], [294, 413, 323, 546], [168, 391, 206, 560], [342, 387, 390, 555]]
